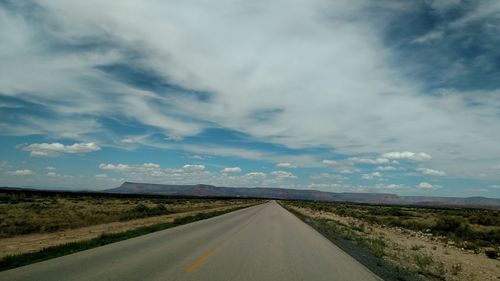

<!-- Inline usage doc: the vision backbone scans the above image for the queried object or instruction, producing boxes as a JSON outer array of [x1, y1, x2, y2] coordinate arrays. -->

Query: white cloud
[[99, 163, 130, 171], [276, 162, 296, 168], [348, 157, 390, 165], [222, 167, 242, 173], [339, 168, 358, 174], [99, 163, 161, 172], [375, 166, 400, 171], [19, 142, 101, 157], [7, 169, 34, 176], [310, 173, 347, 180], [271, 170, 297, 179], [417, 167, 446, 176], [245, 172, 266, 178], [374, 183, 408, 190], [362, 172, 382, 180], [381, 152, 432, 162], [46, 166, 56, 170], [95, 174, 107, 178], [143, 163, 160, 169], [47, 171, 57, 177], [182, 164, 205, 172], [322, 160, 338, 166], [416, 182, 436, 189], [1, 1, 500, 183]]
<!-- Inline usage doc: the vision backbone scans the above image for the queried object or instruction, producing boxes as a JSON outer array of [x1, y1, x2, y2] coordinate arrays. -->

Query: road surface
[[0, 201, 381, 281]]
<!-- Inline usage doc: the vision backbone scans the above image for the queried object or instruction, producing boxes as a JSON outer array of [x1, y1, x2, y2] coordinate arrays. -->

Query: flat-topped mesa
[[105, 182, 500, 209]]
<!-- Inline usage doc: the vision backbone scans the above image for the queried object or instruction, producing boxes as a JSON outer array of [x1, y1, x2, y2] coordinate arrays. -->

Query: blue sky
[[1, 0, 500, 197]]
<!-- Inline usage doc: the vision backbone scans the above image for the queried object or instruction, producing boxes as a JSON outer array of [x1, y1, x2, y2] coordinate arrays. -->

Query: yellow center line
[[185, 251, 213, 273], [185, 207, 263, 274]]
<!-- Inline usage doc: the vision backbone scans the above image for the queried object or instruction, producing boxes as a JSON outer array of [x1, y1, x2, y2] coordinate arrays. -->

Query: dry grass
[[0, 190, 257, 238], [284, 201, 500, 281]]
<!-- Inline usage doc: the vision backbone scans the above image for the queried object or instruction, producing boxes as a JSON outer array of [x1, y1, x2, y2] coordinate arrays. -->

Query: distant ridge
[[107, 182, 500, 209]]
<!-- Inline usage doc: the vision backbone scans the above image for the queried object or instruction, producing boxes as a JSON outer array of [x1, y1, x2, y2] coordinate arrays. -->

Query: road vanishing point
[[0, 201, 381, 281]]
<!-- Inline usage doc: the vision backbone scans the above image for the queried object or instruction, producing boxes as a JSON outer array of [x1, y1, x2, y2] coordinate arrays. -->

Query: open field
[[282, 200, 500, 281], [0, 189, 258, 238], [0, 189, 261, 265]]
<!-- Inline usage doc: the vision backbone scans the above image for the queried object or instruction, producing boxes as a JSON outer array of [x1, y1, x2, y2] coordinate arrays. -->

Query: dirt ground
[[0, 203, 249, 258], [291, 206, 500, 281]]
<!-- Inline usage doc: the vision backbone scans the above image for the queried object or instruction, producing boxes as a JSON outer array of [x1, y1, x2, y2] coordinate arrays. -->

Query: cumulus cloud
[[46, 166, 56, 171], [245, 172, 266, 178], [374, 183, 408, 190], [348, 157, 390, 165], [19, 142, 101, 157], [381, 152, 432, 162], [416, 182, 436, 189], [362, 172, 382, 180], [417, 168, 446, 176], [310, 173, 347, 180], [222, 167, 242, 173], [99, 163, 161, 172], [375, 166, 400, 171], [182, 164, 205, 172], [276, 162, 296, 168], [271, 171, 297, 179], [7, 169, 34, 176], [95, 174, 107, 178], [47, 171, 57, 177]]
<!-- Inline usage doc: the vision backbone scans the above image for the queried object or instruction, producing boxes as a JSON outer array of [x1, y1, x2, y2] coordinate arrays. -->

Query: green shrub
[[433, 216, 471, 238], [413, 253, 433, 271], [485, 250, 498, 259]]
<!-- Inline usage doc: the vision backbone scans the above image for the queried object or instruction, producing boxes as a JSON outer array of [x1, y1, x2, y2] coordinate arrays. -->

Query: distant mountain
[[107, 182, 500, 209]]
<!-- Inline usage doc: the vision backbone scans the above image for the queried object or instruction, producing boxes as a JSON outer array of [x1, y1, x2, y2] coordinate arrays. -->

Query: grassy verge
[[0, 204, 254, 271], [281, 203, 424, 281], [0, 189, 257, 237]]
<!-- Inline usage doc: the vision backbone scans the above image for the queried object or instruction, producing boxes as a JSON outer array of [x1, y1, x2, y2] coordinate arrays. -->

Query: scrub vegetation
[[0, 205, 252, 271], [282, 200, 500, 281], [0, 189, 255, 237]]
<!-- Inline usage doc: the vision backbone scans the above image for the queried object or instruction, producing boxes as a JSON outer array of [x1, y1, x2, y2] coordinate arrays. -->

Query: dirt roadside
[[290, 206, 500, 281], [0, 203, 251, 258]]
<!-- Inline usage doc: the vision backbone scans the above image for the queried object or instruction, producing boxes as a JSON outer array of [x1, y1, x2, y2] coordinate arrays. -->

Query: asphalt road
[[0, 201, 381, 281]]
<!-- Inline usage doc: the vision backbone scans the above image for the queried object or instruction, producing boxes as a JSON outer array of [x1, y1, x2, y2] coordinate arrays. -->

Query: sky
[[1, 0, 500, 198]]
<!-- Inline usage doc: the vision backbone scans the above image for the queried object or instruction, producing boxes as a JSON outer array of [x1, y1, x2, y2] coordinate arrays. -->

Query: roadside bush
[[120, 203, 171, 221], [468, 212, 499, 227], [413, 253, 433, 272], [485, 250, 498, 259], [432, 216, 471, 239], [451, 263, 462, 275]]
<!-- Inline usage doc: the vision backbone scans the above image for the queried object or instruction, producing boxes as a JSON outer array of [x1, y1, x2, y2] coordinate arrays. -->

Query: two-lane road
[[0, 201, 381, 281]]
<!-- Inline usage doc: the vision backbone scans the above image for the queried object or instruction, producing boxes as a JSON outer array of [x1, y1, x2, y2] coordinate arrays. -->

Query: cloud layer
[[19, 142, 101, 157], [0, 1, 499, 196]]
